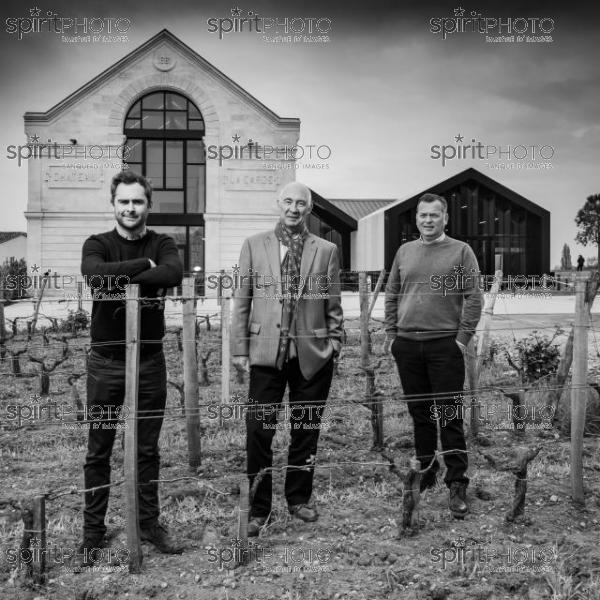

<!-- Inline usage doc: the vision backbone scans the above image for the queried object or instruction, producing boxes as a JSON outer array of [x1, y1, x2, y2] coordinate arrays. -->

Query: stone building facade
[[24, 29, 300, 295]]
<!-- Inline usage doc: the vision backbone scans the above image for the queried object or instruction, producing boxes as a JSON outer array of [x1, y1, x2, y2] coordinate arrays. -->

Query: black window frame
[[122, 91, 206, 290]]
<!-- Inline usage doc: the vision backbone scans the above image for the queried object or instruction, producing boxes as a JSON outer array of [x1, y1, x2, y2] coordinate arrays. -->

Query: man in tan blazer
[[232, 181, 343, 536]]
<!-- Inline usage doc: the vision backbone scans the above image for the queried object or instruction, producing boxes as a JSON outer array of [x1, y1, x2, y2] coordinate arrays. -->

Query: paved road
[[2, 292, 598, 328]]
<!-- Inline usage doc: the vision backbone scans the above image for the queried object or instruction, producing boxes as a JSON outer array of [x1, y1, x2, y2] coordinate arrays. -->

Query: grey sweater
[[384, 236, 483, 345]]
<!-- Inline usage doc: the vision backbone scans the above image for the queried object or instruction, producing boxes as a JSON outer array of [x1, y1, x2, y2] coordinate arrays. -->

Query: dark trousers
[[83, 350, 167, 536], [391, 336, 469, 485], [246, 357, 334, 518]]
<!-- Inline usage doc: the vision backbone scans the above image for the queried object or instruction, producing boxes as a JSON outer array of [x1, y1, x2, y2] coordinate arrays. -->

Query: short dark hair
[[110, 170, 152, 206], [417, 193, 447, 212]]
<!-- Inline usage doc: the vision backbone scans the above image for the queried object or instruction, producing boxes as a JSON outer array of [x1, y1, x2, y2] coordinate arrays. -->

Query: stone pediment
[[24, 29, 299, 130]]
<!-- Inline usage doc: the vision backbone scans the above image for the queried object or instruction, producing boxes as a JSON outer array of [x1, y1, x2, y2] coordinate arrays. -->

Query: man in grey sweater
[[384, 193, 482, 518]]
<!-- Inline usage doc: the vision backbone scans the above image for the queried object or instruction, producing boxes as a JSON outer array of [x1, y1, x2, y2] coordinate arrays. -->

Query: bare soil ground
[[1, 317, 600, 600]]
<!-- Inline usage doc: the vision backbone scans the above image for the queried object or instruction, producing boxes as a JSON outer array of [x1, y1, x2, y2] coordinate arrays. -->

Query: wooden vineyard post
[[32, 495, 46, 584], [468, 269, 503, 438], [359, 272, 383, 448], [0, 290, 6, 351], [124, 284, 142, 573], [236, 478, 250, 567], [220, 295, 231, 428], [19, 495, 47, 584], [19, 499, 34, 580], [465, 344, 479, 437], [359, 272, 371, 357], [550, 328, 574, 423], [370, 269, 386, 447], [30, 273, 49, 337], [571, 272, 591, 504], [476, 270, 503, 374], [182, 277, 201, 469], [548, 272, 599, 423], [367, 269, 386, 318]]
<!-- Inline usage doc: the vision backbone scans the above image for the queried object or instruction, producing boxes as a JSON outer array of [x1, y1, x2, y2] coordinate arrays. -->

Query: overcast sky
[[1, 0, 598, 267]]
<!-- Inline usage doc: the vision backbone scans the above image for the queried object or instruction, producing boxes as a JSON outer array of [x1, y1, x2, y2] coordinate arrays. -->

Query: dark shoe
[[419, 470, 437, 493], [140, 523, 184, 554], [288, 503, 318, 523], [247, 516, 269, 537], [70, 532, 105, 572], [448, 482, 469, 519]]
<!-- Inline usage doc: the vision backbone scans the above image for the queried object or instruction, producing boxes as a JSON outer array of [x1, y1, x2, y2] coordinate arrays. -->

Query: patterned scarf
[[274, 221, 309, 368]]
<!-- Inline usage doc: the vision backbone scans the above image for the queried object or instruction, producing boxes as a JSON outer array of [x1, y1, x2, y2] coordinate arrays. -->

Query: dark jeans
[[83, 349, 167, 536], [246, 357, 334, 518], [391, 336, 469, 486]]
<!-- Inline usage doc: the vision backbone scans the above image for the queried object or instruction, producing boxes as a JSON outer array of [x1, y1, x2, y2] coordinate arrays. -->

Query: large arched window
[[124, 91, 205, 213], [124, 90, 205, 289]]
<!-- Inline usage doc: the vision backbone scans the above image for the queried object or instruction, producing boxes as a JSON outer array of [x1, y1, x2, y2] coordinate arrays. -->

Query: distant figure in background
[[577, 255, 585, 271]]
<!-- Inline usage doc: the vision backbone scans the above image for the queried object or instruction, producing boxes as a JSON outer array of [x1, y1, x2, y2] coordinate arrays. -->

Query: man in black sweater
[[75, 170, 183, 568]]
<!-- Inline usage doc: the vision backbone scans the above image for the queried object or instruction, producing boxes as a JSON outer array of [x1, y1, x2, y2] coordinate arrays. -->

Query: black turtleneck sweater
[[81, 228, 183, 357]]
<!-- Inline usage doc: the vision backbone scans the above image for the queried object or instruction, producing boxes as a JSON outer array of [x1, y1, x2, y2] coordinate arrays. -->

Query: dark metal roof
[[328, 199, 395, 220], [0, 232, 26, 244], [384, 167, 550, 218], [309, 190, 358, 231]]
